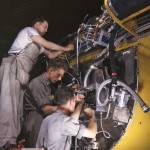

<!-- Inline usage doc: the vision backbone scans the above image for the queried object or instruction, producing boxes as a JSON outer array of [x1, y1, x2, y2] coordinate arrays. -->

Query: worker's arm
[[82, 108, 97, 138], [71, 94, 84, 120], [31, 35, 74, 52], [43, 49, 63, 59], [41, 105, 57, 115]]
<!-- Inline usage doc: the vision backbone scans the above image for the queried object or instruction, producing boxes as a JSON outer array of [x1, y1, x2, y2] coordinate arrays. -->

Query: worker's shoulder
[[29, 75, 42, 87]]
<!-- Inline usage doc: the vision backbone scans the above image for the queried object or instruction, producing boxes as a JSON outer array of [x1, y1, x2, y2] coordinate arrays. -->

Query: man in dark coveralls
[[23, 58, 68, 147]]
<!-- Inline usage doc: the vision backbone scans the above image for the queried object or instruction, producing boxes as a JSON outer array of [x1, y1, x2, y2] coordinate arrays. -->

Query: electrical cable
[[96, 112, 111, 139]]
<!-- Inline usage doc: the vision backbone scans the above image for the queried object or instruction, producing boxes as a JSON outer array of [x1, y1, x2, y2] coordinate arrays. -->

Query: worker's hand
[[83, 108, 95, 118], [72, 84, 80, 89], [65, 43, 74, 51], [76, 93, 85, 104]]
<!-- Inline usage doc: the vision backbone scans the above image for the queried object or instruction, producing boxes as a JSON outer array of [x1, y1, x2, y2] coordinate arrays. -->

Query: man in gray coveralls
[[36, 87, 97, 150]]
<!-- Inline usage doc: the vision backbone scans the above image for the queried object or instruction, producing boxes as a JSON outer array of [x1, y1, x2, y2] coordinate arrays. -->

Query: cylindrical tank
[[107, 0, 150, 20]]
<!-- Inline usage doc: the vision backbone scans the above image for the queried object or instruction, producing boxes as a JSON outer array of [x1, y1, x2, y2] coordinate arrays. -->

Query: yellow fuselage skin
[[104, 0, 150, 149]]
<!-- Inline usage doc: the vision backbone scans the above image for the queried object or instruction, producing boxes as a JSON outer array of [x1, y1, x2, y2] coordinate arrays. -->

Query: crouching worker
[[36, 86, 97, 150]]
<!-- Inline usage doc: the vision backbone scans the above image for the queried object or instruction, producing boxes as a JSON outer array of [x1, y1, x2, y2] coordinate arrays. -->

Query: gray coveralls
[[0, 43, 41, 147]]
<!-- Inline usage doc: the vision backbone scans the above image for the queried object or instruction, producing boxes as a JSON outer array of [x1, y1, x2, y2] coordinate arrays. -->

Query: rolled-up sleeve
[[32, 84, 51, 108], [27, 27, 45, 54], [24, 77, 51, 111], [61, 117, 86, 139]]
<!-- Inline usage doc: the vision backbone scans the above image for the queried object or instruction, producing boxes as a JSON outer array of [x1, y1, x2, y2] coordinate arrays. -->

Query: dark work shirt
[[24, 74, 52, 115]]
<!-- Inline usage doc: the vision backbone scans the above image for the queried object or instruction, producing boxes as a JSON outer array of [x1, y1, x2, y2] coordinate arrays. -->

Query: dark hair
[[55, 87, 74, 105], [47, 58, 68, 72], [31, 16, 49, 26]]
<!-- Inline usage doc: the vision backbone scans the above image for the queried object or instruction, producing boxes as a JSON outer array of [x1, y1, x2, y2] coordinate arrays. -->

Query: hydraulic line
[[96, 79, 149, 112]]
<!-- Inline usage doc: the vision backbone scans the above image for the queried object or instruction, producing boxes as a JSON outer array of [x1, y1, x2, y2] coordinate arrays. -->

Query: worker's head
[[55, 86, 77, 112], [46, 59, 68, 83], [32, 16, 49, 36]]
